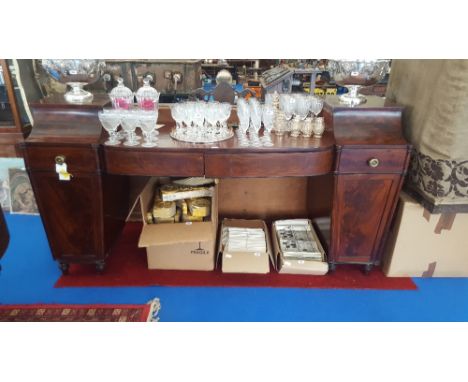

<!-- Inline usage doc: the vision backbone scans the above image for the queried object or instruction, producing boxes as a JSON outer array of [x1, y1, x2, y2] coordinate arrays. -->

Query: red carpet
[[0, 303, 152, 322], [55, 223, 417, 290]]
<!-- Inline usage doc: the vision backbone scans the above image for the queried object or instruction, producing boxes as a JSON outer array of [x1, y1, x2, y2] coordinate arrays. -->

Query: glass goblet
[[120, 113, 139, 146], [139, 111, 159, 148], [310, 95, 324, 119], [98, 111, 121, 146]]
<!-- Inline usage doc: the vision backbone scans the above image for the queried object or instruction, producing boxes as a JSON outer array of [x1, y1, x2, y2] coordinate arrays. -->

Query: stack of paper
[[275, 219, 322, 260], [222, 227, 267, 253]]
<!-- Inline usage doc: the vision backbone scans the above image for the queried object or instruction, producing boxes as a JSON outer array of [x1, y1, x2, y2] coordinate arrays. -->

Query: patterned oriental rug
[[0, 299, 161, 322]]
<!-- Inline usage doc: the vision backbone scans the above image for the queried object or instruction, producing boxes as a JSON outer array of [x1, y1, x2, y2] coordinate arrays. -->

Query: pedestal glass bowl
[[41, 59, 104, 104], [327, 60, 390, 105]]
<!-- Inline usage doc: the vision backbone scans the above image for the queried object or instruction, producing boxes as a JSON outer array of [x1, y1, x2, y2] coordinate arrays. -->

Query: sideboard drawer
[[25, 145, 99, 173], [205, 151, 334, 177], [337, 148, 408, 174], [104, 149, 205, 176]]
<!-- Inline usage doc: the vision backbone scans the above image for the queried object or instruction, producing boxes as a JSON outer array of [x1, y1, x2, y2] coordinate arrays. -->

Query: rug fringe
[[146, 298, 161, 322]]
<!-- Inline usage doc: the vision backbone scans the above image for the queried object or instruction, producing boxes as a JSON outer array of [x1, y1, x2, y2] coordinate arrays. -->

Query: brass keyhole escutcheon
[[368, 158, 380, 168], [55, 155, 66, 165]]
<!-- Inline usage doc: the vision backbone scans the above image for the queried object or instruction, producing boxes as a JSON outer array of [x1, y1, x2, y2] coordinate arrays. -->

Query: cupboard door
[[330, 173, 402, 265], [28, 171, 103, 262]]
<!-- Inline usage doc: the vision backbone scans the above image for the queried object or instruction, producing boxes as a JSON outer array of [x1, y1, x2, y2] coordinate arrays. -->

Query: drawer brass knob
[[368, 158, 380, 168], [55, 155, 66, 165]]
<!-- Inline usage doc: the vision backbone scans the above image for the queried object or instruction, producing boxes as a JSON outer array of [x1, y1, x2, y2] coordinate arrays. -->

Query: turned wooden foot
[[363, 263, 373, 275], [95, 260, 106, 274], [59, 262, 69, 275]]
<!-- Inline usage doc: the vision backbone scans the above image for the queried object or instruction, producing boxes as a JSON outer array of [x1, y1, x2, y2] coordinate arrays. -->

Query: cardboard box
[[383, 192, 468, 277], [272, 219, 329, 275], [218, 219, 274, 274], [137, 178, 217, 271]]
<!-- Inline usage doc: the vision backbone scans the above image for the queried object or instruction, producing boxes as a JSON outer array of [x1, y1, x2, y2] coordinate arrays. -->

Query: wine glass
[[279, 94, 295, 120], [220, 103, 231, 139], [98, 111, 121, 146], [203, 102, 218, 140], [295, 94, 310, 120], [261, 104, 275, 147], [310, 95, 324, 119], [120, 112, 139, 146], [171, 103, 184, 132], [237, 99, 250, 134], [139, 110, 159, 147], [249, 101, 262, 147]]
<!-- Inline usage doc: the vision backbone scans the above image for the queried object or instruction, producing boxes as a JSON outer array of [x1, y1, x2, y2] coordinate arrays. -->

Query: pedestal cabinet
[[23, 95, 410, 275], [324, 97, 411, 271], [22, 95, 129, 273]]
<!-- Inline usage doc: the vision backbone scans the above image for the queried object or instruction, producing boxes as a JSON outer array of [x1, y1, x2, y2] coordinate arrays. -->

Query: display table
[[22, 94, 410, 275]]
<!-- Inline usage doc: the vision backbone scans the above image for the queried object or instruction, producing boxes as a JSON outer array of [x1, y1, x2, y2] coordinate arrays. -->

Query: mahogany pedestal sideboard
[[21, 94, 410, 275]]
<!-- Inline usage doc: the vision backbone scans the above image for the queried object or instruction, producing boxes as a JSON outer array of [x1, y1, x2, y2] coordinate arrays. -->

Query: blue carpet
[[1, 213, 468, 321]]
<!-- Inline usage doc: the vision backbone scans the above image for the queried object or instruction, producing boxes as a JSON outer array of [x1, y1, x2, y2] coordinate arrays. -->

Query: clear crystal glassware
[[136, 77, 160, 111], [110, 78, 134, 110], [249, 101, 262, 136], [279, 94, 295, 120], [193, 102, 205, 127], [290, 115, 302, 138], [220, 102, 232, 129], [313, 117, 325, 138], [98, 110, 121, 146], [236, 99, 250, 134], [139, 110, 159, 148], [206, 102, 219, 129], [182, 102, 194, 131], [171, 103, 184, 132], [120, 112, 139, 146], [301, 117, 313, 137], [295, 94, 310, 120], [262, 104, 275, 133], [274, 112, 289, 136], [310, 95, 324, 118]]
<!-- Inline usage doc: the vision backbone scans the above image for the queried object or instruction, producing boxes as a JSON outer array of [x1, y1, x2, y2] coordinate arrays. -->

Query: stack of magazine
[[275, 219, 322, 261]]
